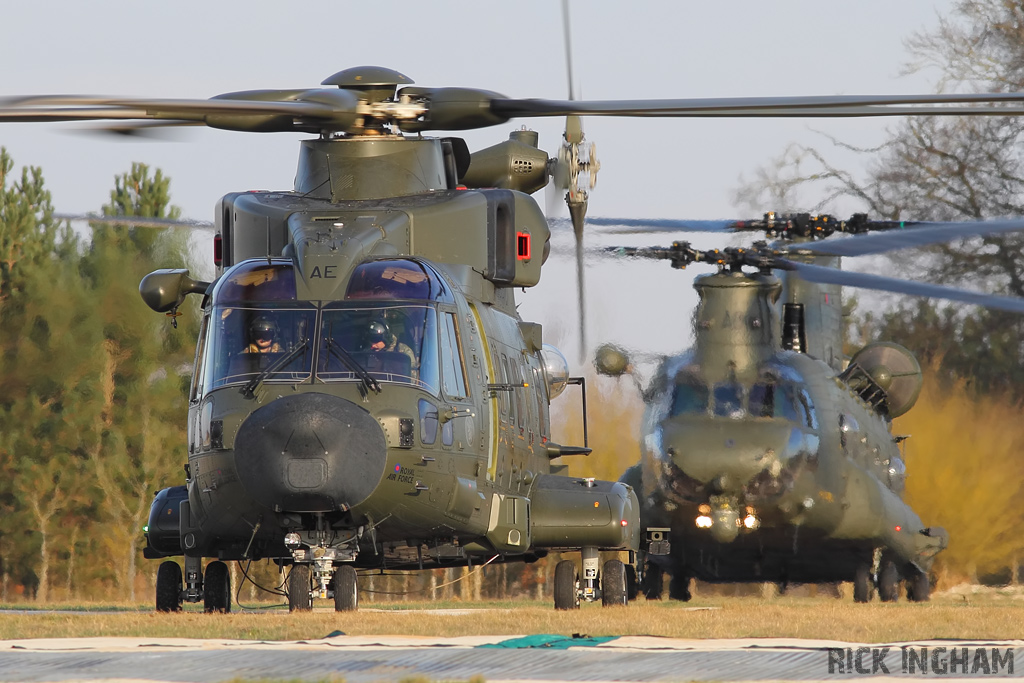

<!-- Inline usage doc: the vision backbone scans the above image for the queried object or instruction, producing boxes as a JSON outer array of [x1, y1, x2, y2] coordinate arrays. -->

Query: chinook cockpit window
[[345, 259, 454, 303], [670, 379, 710, 416], [318, 303, 440, 394], [212, 260, 296, 303]]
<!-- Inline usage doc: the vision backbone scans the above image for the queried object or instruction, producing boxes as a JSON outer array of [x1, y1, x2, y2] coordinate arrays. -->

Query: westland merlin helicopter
[[5, 67, 1024, 612], [587, 212, 1024, 602]]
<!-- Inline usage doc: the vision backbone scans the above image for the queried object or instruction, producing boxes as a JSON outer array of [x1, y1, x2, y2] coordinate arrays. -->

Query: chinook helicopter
[[588, 212, 1024, 602], [6, 67, 1024, 612]]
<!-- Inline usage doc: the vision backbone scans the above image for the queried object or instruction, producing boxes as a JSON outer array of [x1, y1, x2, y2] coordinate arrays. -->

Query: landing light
[[284, 532, 301, 548], [698, 503, 711, 514], [696, 515, 713, 529], [743, 514, 760, 530]]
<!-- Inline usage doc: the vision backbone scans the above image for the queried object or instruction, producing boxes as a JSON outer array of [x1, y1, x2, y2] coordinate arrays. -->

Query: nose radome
[[234, 393, 387, 513]]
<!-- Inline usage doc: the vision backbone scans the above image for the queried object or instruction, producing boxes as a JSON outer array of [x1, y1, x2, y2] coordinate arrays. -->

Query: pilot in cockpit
[[364, 320, 417, 378], [244, 317, 282, 354]]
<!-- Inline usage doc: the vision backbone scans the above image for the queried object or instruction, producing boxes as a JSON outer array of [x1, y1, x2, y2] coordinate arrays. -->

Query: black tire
[[203, 560, 231, 613], [853, 563, 873, 603], [641, 562, 664, 600], [288, 563, 313, 612], [625, 563, 639, 601], [156, 561, 183, 613], [553, 560, 579, 610], [668, 572, 692, 602], [332, 565, 358, 612], [878, 561, 900, 602], [601, 559, 628, 607], [906, 569, 931, 602]]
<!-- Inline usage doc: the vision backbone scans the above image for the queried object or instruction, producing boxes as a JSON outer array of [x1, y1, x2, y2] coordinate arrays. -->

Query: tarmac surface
[[1, 634, 1022, 682]]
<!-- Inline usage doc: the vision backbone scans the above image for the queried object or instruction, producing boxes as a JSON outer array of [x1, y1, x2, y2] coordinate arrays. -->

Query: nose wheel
[[288, 563, 313, 612]]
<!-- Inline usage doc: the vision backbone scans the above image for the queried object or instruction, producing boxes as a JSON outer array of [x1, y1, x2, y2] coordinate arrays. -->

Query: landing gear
[[554, 559, 580, 610], [288, 563, 313, 612], [625, 563, 639, 601], [906, 568, 931, 602], [641, 562, 664, 599], [853, 563, 873, 603], [668, 572, 692, 602], [601, 559, 628, 606], [156, 561, 183, 612], [878, 560, 900, 602], [332, 565, 358, 612], [203, 561, 231, 613]]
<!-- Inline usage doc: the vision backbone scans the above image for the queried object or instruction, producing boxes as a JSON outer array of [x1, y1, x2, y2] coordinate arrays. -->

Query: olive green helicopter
[[579, 212, 1024, 603], [6, 66, 1024, 613]]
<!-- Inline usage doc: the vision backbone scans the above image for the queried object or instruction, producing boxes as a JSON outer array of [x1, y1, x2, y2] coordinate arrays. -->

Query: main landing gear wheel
[[554, 559, 580, 610], [878, 560, 900, 602], [155, 561, 183, 613], [332, 565, 358, 612], [906, 568, 931, 602], [668, 572, 692, 602], [203, 560, 231, 613], [601, 559, 628, 606], [641, 562, 664, 600], [853, 563, 873, 603], [288, 564, 313, 612]]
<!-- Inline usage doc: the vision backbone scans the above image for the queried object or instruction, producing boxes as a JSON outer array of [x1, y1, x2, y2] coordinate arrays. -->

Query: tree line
[[0, 149, 197, 601]]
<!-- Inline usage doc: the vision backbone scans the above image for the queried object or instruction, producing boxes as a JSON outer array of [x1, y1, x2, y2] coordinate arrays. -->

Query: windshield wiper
[[240, 339, 310, 399], [327, 337, 381, 394]]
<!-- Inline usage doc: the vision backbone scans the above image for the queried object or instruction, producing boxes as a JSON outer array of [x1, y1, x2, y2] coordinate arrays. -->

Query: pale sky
[[1, 0, 958, 365]]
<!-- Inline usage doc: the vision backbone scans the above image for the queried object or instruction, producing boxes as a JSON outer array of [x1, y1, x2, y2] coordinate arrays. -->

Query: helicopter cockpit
[[195, 258, 457, 397], [668, 370, 818, 429]]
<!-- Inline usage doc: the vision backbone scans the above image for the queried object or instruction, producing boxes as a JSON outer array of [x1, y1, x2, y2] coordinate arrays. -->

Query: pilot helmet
[[250, 317, 279, 341], [366, 320, 389, 345]]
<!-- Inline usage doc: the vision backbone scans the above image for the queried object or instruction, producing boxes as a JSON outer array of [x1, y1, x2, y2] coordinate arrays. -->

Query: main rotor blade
[[794, 218, 1024, 257], [490, 92, 1024, 118], [55, 213, 215, 230], [583, 217, 739, 233], [781, 260, 1024, 314]]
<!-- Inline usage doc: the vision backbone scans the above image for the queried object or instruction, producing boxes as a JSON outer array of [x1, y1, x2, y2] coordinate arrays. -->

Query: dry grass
[[4, 592, 1024, 642]]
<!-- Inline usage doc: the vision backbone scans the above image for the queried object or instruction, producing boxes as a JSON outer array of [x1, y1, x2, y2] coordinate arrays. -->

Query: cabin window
[[318, 303, 440, 394], [439, 312, 469, 400], [419, 398, 438, 445], [204, 305, 316, 389], [670, 380, 709, 416], [345, 258, 454, 303], [190, 312, 211, 402]]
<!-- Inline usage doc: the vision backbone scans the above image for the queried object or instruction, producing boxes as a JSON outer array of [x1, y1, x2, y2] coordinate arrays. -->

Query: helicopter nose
[[661, 418, 796, 496], [234, 392, 387, 513]]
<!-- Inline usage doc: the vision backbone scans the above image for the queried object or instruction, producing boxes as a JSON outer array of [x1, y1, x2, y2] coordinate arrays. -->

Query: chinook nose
[[234, 393, 387, 513], [662, 419, 795, 495]]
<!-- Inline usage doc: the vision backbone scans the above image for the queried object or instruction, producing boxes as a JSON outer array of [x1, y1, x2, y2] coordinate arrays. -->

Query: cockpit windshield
[[198, 258, 444, 394], [668, 372, 817, 428], [318, 303, 439, 394]]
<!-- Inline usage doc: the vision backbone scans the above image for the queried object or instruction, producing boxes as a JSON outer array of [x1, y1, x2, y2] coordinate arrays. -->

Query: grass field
[[3, 587, 1024, 643]]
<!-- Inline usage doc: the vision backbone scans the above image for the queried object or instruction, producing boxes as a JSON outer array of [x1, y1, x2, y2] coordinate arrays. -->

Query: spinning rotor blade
[[795, 218, 1024, 257], [779, 260, 1024, 314], [491, 92, 1024, 119], [11, 69, 1024, 138], [580, 217, 739, 234], [55, 213, 215, 230]]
